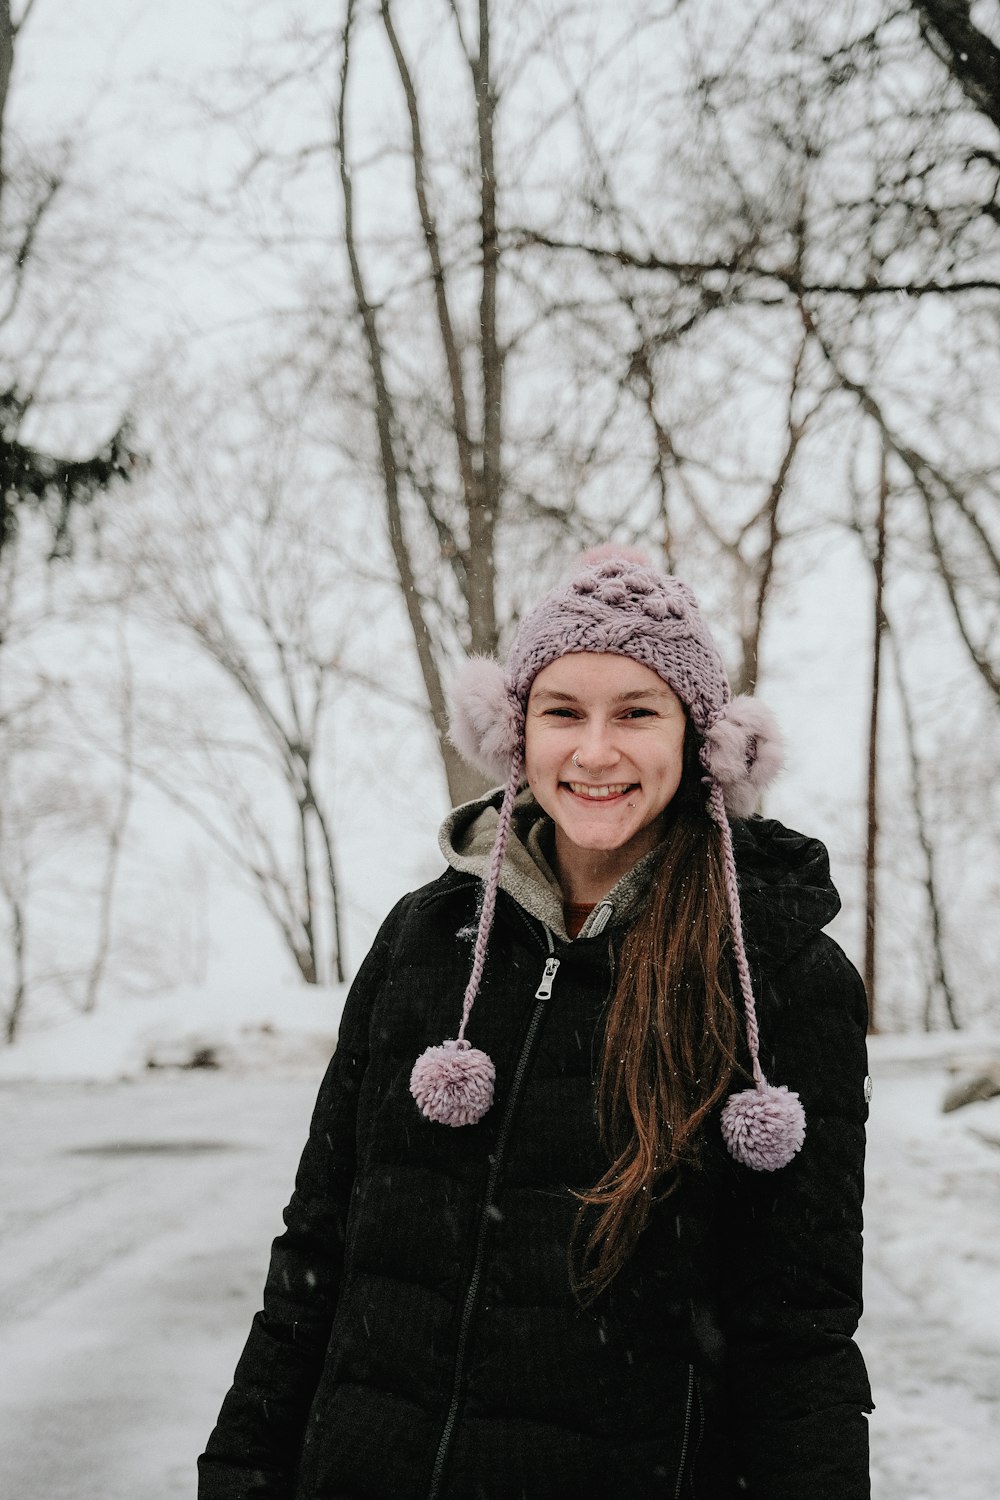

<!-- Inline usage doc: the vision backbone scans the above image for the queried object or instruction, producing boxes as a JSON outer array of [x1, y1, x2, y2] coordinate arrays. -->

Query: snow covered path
[[863, 1047, 1000, 1500], [1, 1050, 999, 1499], [0, 1074, 318, 1500]]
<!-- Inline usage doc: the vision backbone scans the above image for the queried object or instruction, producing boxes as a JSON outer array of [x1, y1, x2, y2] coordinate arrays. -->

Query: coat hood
[[731, 816, 842, 971]]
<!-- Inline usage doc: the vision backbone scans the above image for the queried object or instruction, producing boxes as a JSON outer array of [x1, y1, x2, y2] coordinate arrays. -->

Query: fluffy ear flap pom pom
[[703, 696, 784, 817], [447, 656, 521, 784], [410, 1039, 496, 1126], [721, 1083, 805, 1171]]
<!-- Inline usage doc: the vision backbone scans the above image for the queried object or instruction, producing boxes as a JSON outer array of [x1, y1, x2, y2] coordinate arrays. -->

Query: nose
[[572, 721, 620, 776]]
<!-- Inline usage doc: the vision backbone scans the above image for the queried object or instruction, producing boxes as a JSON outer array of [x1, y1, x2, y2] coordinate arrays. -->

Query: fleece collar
[[438, 788, 664, 943]]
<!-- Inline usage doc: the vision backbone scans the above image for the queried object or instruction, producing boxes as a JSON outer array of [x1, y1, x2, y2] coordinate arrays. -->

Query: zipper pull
[[534, 956, 560, 1000]]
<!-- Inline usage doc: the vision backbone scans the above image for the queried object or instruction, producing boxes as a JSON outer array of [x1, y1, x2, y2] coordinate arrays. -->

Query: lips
[[565, 781, 636, 799]]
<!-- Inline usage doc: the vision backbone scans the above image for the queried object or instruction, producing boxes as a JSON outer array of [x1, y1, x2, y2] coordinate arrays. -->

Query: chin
[[565, 822, 640, 852]]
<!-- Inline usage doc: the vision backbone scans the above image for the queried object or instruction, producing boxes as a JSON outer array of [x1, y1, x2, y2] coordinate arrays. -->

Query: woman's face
[[524, 653, 687, 867]]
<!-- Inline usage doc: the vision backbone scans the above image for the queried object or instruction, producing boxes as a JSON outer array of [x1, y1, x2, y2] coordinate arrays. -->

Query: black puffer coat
[[199, 817, 872, 1499]]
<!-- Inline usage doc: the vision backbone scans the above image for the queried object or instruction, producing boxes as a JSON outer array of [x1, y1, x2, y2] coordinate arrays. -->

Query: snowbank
[[863, 1041, 1000, 1499], [867, 1026, 1000, 1072], [0, 981, 349, 1083]]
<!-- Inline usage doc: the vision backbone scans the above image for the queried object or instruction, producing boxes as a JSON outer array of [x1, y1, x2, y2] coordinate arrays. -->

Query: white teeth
[[568, 782, 632, 798]]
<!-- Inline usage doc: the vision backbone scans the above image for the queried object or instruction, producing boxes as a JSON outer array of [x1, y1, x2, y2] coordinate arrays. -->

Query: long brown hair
[[573, 728, 742, 1299]]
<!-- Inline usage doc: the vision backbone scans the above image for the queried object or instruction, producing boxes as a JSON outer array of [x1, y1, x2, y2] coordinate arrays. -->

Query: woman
[[199, 552, 873, 1499]]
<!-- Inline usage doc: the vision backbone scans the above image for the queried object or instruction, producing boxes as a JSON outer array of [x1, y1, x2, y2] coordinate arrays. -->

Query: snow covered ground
[[864, 1033, 1000, 1500], [1, 993, 999, 1499]]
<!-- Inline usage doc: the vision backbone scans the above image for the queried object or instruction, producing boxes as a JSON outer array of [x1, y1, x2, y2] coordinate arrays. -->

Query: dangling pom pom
[[703, 696, 784, 817], [410, 1039, 496, 1127], [721, 1083, 805, 1171], [447, 657, 520, 784]]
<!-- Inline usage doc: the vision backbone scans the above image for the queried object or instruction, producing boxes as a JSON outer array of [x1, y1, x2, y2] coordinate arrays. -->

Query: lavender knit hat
[[410, 549, 805, 1172]]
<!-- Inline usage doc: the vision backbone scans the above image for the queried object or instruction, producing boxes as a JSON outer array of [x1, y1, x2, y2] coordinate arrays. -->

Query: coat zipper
[[673, 1364, 696, 1500], [426, 935, 560, 1500]]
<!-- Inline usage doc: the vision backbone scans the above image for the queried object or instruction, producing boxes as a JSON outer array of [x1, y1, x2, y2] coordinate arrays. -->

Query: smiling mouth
[[565, 781, 636, 799]]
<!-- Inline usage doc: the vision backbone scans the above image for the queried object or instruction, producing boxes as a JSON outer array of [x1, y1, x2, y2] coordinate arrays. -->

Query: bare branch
[[803, 310, 1000, 701], [737, 322, 811, 694], [380, 1, 477, 506], [506, 229, 1000, 299], [921, 489, 1000, 699], [11, 0, 39, 38], [0, 170, 66, 328], [445, 0, 473, 65]]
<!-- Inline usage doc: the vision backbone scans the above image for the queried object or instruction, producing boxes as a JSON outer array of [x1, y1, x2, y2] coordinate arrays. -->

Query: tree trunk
[[0, 2, 13, 209], [888, 625, 960, 1030], [736, 331, 808, 696], [337, 1, 498, 809], [307, 783, 346, 984], [296, 791, 319, 984], [469, 0, 501, 660], [83, 615, 134, 1012], [915, 1, 1000, 131], [3, 888, 26, 1043], [864, 441, 889, 1033]]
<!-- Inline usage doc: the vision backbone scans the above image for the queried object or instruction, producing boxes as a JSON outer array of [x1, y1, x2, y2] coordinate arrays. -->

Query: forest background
[[2, 0, 999, 1047]]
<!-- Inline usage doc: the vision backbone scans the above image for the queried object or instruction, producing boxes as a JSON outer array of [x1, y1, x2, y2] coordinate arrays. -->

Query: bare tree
[[181, 0, 999, 1026], [513, 4, 999, 669], [81, 610, 135, 1013], [503, 0, 999, 1026], [0, 582, 130, 1041], [213, 2, 707, 803], [886, 624, 960, 1032], [0, 0, 136, 558], [334, 0, 506, 804], [108, 389, 357, 986]]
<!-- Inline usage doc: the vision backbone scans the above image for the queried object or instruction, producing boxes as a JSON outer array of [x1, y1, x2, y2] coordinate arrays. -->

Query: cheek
[[522, 726, 549, 789], [523, 725, 539, 780], [654, 730, 686, 795]]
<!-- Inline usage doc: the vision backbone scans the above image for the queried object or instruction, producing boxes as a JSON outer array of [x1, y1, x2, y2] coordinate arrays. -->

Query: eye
[[542, 706, 578, 718], [621, 707, 655, 719]]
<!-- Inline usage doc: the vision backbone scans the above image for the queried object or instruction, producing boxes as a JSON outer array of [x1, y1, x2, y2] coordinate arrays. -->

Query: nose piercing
[[573, 751, 605, 772], [573, 750, 610, 774]]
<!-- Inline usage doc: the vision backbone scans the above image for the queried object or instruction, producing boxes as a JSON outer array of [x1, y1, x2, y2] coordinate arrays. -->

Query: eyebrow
[[532, 687, 671, 704]]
